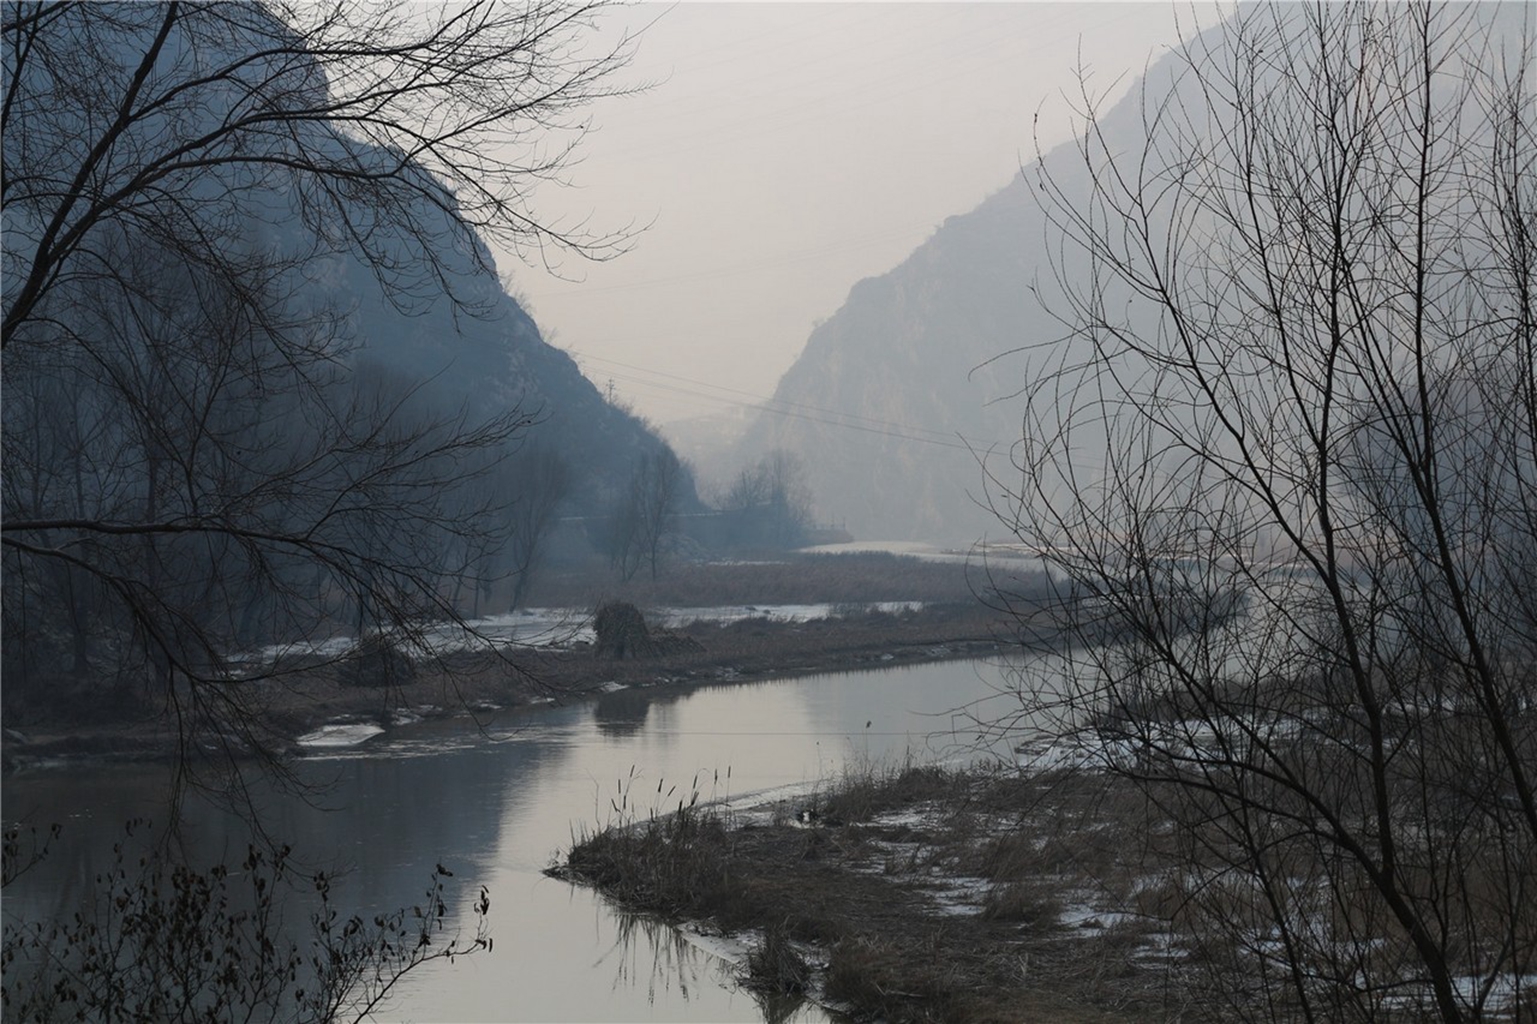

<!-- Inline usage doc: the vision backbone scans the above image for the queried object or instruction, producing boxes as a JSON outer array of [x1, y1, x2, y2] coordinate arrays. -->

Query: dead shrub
[[819, 761, 964, 824], [593, 601, 658, 659], [972, 831, 1044, 881], [825, 935, 914, 1011], [979, 881, 1064, 927], [560, 805, 733, 918], [743, 923, 812, 996]]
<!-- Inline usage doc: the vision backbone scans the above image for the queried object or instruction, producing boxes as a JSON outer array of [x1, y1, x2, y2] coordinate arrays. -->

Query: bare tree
[[644, 449, 684, 582], [719, 449, 812, 550], [504, 445, 572, 609], [1, 823, 492, 1024], [603, 449, 682, 583], [1, 1, 631, 344], [995, 4, 1537, 1021], [603, 485, 645, 585], [0, 0, 629, 794]]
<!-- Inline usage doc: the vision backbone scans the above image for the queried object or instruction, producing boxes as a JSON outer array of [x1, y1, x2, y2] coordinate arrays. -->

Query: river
[[2, 656, 1036, 1023]]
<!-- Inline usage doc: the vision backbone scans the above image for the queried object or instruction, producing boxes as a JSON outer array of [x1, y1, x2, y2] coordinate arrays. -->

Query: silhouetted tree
[[506, 445, 572, 609], [606, 449, 682, 582], [1, 822, 491, 1024], [0, 0, 628, 790], [720, 449, 812, 549], [993, 4, 1537, 1020]]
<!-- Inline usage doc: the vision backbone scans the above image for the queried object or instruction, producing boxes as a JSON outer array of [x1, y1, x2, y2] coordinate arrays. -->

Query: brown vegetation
[[557, 739, 1537, 1022], [554, 761, 1217, 1024], [528, 550, 1010, 608]]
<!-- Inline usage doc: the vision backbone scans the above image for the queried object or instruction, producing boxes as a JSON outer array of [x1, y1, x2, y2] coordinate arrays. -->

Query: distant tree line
[[591, 448, 815, 584], [717, 450, 814, 550]]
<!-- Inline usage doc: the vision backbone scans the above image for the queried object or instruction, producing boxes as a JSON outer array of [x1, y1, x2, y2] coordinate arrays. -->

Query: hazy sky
[[499, 3, 1220, 427]]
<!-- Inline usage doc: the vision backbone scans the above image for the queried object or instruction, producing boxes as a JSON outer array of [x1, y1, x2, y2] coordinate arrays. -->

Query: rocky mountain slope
[[732, 4, 1528, 547], [724, 27, 1194, 545], [730, 176, 1044, 545]]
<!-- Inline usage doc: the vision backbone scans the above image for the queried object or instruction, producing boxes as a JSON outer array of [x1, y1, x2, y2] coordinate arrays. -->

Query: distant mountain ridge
[[732, 4, 1530, 547], [726, 25, 1197, 545], [729, 173, 1042, 545], [2, 0, 688, 539]]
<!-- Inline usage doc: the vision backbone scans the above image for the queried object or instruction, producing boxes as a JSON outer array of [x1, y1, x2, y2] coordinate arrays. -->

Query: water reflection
[[752, 986, 815, 1024], [607, 912, 720, 1008], [593, 687, 659, 737], [600, 909, 829, 1024], [5, 656, 1032, 1022]]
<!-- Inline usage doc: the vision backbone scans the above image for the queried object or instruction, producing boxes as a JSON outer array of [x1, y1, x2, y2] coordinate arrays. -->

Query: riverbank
[[553, 758, 1208, 1024], [1, 599, 1027, 773]]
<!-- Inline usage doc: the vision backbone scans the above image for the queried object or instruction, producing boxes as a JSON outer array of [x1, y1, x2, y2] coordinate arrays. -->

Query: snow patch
[[677, 924, 751, 965], [654, 602, 922, 627], [296, 722, 385, 748]]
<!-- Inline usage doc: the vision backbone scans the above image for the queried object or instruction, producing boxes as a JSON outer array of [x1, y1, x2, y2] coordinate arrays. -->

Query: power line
[[631, 374, 985, 453], [571, 348, 1012, 454], [524, 223, 935, 301], [574, 348, 979, 441]]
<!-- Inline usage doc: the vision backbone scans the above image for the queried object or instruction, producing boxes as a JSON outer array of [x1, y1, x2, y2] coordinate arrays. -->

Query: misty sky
[[500, 3, 1221, 428]]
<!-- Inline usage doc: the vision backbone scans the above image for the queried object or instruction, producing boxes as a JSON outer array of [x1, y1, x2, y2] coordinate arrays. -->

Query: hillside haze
[[3, 2, 683, 528], [728, 174, 1045, 546], [725, 31, 1195, 546], [731, 3, 1531, 549], [333, 224, 685, 517]]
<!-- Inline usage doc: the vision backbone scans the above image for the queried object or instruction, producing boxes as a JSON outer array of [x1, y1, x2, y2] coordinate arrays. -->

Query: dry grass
[[553, 759, 1219, 1024], [815, 761, 961, 824], [743, 924, 813, 997], [978, 880, 1065, 925], [530, 551, 1036, 609]]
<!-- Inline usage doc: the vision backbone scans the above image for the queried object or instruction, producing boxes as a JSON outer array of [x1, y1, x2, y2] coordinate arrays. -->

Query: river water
[[2, 656, 1037, 1023]]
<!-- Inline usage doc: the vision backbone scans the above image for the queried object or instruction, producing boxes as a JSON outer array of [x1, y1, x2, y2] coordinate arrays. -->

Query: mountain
[[335, 227, 687, 517], [733, 4, 1531, 548], [2, 2, 685, 529], [0, 0, 692, 690], [725, 24, 1198, 546], [728, 174, 1043, 545], [658, 405, 756, 492]]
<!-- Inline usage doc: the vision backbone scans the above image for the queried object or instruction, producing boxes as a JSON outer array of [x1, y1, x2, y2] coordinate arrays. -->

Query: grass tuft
[[743, 922, 812, 996]]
